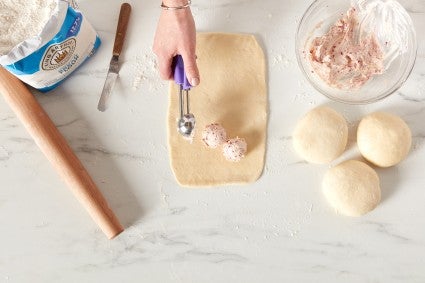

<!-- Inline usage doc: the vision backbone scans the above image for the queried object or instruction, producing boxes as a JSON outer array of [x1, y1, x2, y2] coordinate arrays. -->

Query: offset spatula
[[98, 3, 131, 112]]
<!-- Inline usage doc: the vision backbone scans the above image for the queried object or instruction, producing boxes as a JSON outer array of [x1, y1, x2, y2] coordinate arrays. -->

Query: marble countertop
[[1, 0, 425, 282]]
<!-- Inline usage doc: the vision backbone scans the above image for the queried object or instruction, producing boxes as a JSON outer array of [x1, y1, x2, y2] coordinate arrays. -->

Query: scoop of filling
[[223, 137, 247, 162], [202, 123, 227, 148]]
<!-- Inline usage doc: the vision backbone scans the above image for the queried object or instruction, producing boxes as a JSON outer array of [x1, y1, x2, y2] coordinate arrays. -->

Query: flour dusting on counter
[[131, 52, 163, 92]]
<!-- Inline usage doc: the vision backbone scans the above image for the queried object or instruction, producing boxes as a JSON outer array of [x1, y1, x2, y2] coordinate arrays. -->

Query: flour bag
[[0, 0, 100, 91]]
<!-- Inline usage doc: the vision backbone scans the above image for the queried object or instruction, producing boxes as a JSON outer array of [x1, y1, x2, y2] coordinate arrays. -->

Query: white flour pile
[[0, 0, 58, 55]]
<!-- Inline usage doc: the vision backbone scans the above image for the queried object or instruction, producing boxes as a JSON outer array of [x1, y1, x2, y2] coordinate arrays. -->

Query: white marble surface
[[1, 0, 425, 282]]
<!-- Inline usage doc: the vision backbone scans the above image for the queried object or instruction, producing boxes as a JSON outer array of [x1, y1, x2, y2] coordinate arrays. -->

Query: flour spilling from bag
[[0, 0, 100, 91]]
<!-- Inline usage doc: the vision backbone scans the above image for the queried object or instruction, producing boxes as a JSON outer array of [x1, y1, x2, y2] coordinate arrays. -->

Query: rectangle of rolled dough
[[167, 32, 268, 187]]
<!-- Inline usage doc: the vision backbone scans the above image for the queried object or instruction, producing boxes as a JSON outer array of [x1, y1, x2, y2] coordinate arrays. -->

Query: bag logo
[[41, 38, 76, 70]]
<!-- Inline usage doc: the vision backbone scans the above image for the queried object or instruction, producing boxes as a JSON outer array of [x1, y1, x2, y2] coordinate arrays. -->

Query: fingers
[[154, 50, 200, 86], [157, 54, 174, 80], [181, 53, 200, 87]]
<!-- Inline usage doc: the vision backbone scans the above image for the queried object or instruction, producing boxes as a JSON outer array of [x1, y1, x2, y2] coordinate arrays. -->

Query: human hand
[[153, 1, 200, 86]]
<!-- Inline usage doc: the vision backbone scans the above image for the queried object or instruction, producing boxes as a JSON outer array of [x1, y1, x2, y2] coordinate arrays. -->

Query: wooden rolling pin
[[0, 67, 124, 239]]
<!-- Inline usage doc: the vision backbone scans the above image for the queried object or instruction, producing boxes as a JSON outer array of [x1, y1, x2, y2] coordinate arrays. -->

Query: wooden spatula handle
[[113, 3, 131, 57], [0, 68, 124, 239]]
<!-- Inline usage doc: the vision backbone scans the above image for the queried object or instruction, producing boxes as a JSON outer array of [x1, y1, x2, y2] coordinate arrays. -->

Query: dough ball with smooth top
[[293, 106, 348, 164], [357, 112, 411, 167], [323, 160, 381, 217]]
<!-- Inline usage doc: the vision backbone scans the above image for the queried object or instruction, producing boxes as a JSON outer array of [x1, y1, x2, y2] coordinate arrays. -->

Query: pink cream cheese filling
[[309, 8, 384, 90]]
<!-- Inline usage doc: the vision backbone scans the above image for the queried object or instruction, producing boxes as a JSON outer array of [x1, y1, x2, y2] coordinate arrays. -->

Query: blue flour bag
[[0, 0, 100, 92]]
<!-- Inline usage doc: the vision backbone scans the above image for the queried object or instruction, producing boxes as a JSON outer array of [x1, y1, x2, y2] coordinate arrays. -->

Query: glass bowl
[[296, 0, 417, 104]]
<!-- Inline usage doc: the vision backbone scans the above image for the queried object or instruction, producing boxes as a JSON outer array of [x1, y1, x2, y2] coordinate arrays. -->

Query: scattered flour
[[132, 51, 163, 92], [271, 52, 293, 70], [0, 0, 58, 55]]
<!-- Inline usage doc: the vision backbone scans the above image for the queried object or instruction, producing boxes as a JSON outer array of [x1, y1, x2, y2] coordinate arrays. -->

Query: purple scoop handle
[[173, 55, 191, 90]]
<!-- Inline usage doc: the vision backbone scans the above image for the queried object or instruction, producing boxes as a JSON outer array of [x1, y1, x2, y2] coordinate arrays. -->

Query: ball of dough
[[223, 137, 247, 162], [202, 123, 227, 148], [357, 112, 411, 167], [323, 160, 381, 217], [293, 106, 348, 164]]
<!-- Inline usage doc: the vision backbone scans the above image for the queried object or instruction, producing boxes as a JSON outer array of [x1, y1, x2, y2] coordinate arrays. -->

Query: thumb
[[182, 53, 200, 87]]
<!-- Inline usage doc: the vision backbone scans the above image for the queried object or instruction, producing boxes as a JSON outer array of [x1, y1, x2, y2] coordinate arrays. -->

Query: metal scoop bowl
[[178, 113, 196, 139]]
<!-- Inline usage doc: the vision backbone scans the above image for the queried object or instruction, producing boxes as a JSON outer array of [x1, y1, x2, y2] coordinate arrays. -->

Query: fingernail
[[191, 77, 200, 86]]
